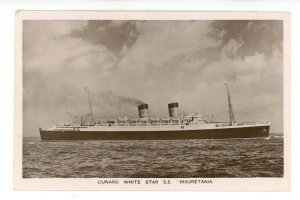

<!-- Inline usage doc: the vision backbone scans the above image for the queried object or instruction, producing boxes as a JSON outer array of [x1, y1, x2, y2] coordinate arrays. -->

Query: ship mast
[[84, 87, 94, 123], [225, 84, 236, 124]]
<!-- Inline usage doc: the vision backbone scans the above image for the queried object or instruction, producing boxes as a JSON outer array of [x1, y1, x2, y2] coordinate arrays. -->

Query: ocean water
[[23, 135, 283, 178]]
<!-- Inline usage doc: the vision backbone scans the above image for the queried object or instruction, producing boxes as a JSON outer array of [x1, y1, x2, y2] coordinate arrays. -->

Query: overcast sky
[[23, 20, 283, 136]]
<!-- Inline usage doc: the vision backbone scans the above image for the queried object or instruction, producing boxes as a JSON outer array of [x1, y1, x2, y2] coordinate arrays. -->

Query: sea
[[23, 135, 284, 178]]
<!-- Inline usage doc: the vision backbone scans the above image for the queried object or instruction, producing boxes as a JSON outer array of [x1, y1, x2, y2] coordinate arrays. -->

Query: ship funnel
[[138, 104, 150, 118], [168, 102, 179, 118]]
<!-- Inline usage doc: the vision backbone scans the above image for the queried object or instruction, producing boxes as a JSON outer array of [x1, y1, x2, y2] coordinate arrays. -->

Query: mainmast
[[225, 84, 236, 124], [84, 87, 94, 123]]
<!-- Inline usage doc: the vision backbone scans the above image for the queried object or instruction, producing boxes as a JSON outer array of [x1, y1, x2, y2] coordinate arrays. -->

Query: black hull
[[40, 125, 269, 141]]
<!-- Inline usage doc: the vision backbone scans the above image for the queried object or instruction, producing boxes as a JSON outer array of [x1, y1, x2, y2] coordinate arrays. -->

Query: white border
[[14, 11, 290, 191]]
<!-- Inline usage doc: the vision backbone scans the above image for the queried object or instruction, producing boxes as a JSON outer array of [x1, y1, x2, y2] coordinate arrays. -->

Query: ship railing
[[212, 122, 268, 127], [94, 118, 270, 127], [96, 121, 184, 127], [95, 122, 190, 127], [50, 122, 73, 126], [95, 118, 182, 127]]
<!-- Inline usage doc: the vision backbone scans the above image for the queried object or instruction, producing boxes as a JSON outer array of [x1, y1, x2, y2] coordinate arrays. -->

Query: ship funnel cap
[[168, 102, 179, 108], [138, 104, 148, 110]]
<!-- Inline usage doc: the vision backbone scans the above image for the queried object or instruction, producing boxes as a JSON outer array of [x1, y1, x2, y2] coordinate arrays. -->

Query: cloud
[[210, 20, 283, 57], [118, 21, 220, 72], [145, 79, 157, 88], [221, 39, 243, 59], [24, 20, 88, 39], [202, 51, 268, 83], [72, 21, 140, 55], [24, 21, 116, 73]]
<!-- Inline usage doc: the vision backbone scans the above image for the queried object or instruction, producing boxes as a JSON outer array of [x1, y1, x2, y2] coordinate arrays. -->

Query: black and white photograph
[[14, 11, 290, 191]]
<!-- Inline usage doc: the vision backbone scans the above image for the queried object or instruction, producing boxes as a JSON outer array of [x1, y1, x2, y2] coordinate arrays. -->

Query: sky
[[23, 20, 283, 136]]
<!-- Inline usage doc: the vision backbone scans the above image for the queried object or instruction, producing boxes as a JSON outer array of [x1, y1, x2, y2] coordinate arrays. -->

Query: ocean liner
[[39, 85, 270, 140]]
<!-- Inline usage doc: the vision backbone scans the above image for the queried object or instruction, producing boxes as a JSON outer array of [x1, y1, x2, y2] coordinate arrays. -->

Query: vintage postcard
[[14, 11, 290, 191]]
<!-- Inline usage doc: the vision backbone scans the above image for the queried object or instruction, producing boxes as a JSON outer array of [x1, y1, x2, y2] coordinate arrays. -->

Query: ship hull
[[40, 125, 270, 141]]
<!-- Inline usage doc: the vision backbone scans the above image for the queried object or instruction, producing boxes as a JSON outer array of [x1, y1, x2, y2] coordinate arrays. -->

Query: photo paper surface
[[14, 11, 290, 191]]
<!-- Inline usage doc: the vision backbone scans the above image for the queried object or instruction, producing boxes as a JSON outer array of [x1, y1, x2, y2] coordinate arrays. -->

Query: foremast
[[225, 84, 236, 125], [84, 87, 94, 124]]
